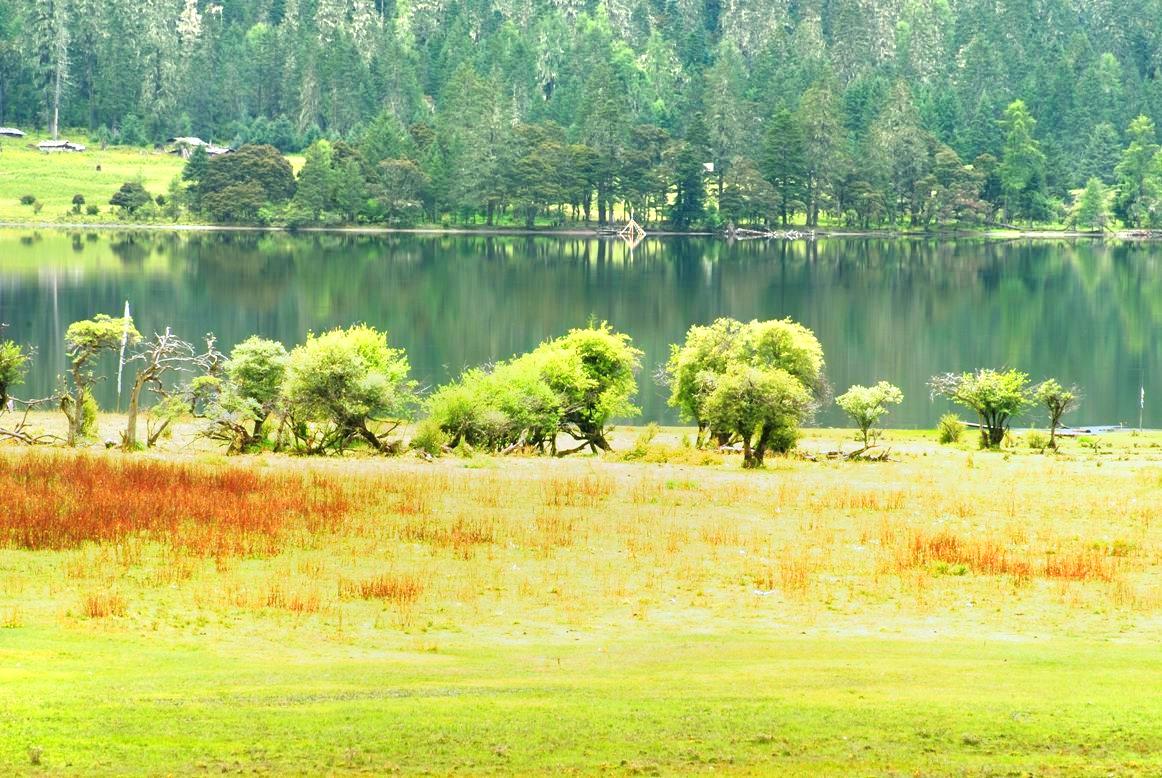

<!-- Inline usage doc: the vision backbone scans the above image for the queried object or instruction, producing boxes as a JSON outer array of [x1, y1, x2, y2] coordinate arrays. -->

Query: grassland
[[1, 419, 1161, 774], [0, 134, 186, 224]]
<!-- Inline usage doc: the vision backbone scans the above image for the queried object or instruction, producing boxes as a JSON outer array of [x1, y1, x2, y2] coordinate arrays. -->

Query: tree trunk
[[124, 374, 148, 449]]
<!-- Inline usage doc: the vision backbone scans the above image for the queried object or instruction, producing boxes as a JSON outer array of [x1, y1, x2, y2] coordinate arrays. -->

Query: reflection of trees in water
[[4, 232, 1162, 425]]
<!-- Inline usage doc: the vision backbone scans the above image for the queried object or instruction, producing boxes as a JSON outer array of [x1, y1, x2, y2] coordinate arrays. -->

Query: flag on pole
[[117, 300, 131, 402]]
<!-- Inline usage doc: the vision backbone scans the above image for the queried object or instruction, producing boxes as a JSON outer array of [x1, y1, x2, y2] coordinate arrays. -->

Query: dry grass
[[80, 590, 127, 619], [0, 453, 350, 556], [1, 434, 1160, 636]]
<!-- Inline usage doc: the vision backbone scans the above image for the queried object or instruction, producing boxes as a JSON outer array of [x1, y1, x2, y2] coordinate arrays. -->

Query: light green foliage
[[1069, 178, 1113, 231], [1033, 378, 1080, 448], [77, 389, 99, 440], [998, 100, 1049, 225], [408, 418, 449, 457], [1115, 116, 1162, 228], [937, 413, 965, 444], [664, 318, 745, 437], [0, 339, 31, 407], [703, 363, 813, 467], [429, 323, 640, 454], [836, 381, 904, 446], [665, 317, 825, 460], [930, 369, 1032, 449], [226, 336, 288, 414], [282, 325, 415, 454], [62, 314, 140, 445], [204, 336, 288, 452]]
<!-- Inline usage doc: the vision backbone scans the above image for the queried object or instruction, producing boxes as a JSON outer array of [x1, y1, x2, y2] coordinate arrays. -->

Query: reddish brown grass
[[339, 573, 424, 608], [0, 453, 350, 556], [81, 590, 127, 618], [900, 529, 1118, 582]]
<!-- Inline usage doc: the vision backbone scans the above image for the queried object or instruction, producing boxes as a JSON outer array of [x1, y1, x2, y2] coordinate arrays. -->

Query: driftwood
[[0, 397, 63, 445]]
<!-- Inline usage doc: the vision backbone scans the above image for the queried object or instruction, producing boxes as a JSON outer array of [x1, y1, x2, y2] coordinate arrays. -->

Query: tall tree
[[760, 107, 808, 226], [998, 100, 1049, 225]]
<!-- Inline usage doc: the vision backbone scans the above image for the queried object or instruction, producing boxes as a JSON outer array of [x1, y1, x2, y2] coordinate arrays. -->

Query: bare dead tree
[[123, 328, 198, 450]]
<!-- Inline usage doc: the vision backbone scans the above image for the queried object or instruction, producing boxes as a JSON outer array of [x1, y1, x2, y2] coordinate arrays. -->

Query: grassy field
[[0, 133, 186, 224], [1, 419, 1161, 774]]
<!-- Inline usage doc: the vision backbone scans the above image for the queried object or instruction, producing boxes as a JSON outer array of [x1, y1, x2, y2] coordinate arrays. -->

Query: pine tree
[[760, 107, 808, 226]]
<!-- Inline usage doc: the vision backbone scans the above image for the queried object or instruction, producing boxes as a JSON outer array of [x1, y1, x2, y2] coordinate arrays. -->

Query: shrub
[[19, 194, 35, 206], [703, 363, 813, 468], [1033, 379, 1080, 449], [282, 325, 415, 454], [409, 419, 448, 457], [937, 413, 965, 444], [79, 389, 99, 440], [665, 317, 825, 460], [110, 182, 152, 214], [836, 381, 903, 446], [427, 322, 640, 455], [0, 340, 31, 408], [32, 201, 43, 214], [85, 204, 100, 216], [930, 369, 1032, 448], [203, 336, 288, 453], [72, 194, 85, 213], [1025, 430, 1050, 450]]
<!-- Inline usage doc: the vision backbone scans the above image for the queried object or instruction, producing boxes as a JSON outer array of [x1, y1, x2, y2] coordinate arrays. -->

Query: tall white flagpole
[[117, 300, 131, 409]]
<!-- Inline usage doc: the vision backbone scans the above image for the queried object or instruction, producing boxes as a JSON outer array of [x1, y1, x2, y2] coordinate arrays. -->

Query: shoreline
[[0, 220, 1157, 240]]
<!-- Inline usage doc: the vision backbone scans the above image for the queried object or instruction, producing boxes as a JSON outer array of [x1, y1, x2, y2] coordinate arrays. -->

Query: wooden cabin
[[36, 139, 86, 152]]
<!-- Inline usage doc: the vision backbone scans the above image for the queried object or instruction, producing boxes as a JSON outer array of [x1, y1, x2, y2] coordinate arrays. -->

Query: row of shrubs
[[0, 315, 1081, 464]]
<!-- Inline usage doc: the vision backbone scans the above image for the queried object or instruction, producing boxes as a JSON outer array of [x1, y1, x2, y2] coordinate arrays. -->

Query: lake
[[1, 229, 1159, 429]]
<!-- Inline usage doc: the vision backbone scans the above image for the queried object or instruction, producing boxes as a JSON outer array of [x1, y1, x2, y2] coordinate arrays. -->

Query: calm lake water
[[2, 229, 1159, 428]]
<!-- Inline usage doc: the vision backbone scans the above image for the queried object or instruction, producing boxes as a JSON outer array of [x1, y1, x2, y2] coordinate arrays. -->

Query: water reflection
[[1, 230, 1158, 428]]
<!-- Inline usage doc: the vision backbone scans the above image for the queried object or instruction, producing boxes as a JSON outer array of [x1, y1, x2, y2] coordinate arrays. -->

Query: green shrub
[[19, 194, 35, 206], [85, 204, 100, 216], [427, 322, 640, 455], [409, 419, 448, 457], [79, 390, 99, 440], [937, 413, 964, 444], [282, 324, 415, 454], [1025, 430, 1050, 450]]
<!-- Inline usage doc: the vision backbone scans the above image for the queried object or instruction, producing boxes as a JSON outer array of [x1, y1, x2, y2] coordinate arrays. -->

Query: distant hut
[[36, 139, 86, 152], [0, 127, 25, 138], [167, 136, 233, 159]]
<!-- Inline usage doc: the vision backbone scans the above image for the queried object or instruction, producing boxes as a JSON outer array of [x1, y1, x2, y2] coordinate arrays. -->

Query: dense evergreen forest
[[3, 0, 1162, 229]]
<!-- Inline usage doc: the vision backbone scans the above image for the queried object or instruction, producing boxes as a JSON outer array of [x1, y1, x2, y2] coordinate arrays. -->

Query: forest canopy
[[4, 0, 1162, 229]]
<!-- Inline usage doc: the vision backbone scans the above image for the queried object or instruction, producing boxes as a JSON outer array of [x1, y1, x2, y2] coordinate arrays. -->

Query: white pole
[[117, 300, 131, 409]]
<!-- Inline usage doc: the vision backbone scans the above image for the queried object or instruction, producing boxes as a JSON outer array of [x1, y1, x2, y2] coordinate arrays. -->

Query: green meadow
[[1, 422, 1160, 774]]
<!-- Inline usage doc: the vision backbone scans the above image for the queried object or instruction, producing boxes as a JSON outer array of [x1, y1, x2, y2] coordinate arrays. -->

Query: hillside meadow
[[0, 137, 306, 225], [1, 419, 1161, 774]]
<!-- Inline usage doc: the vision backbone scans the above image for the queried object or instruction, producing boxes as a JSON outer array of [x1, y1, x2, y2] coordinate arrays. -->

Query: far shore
[[1, 220, 1158, 241]]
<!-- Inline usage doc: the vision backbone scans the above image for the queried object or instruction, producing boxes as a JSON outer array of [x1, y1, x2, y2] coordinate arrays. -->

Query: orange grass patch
[[0, 453, 350, 556]]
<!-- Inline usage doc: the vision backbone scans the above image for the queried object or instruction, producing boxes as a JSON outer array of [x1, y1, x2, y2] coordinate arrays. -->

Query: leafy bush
[[0, 339, 31, 407], [937, 414, 965, 444], [665, 317, 825, 463], [79, 389, 99, 440], [282, 325, 415, 454], [85, 204, 100, 216], [836, 381, 903, 446], [427, 322, 641, 455], [110, 182, 152, 214], [1033, 379, 1080, 449], [703, 363, 813, 468], [1025, 430, 1050, 450], [19, 194, 35, 206], [409, 419, 448, 457], [202, 336, 288, 453], [930, 369, 1032, 448]]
